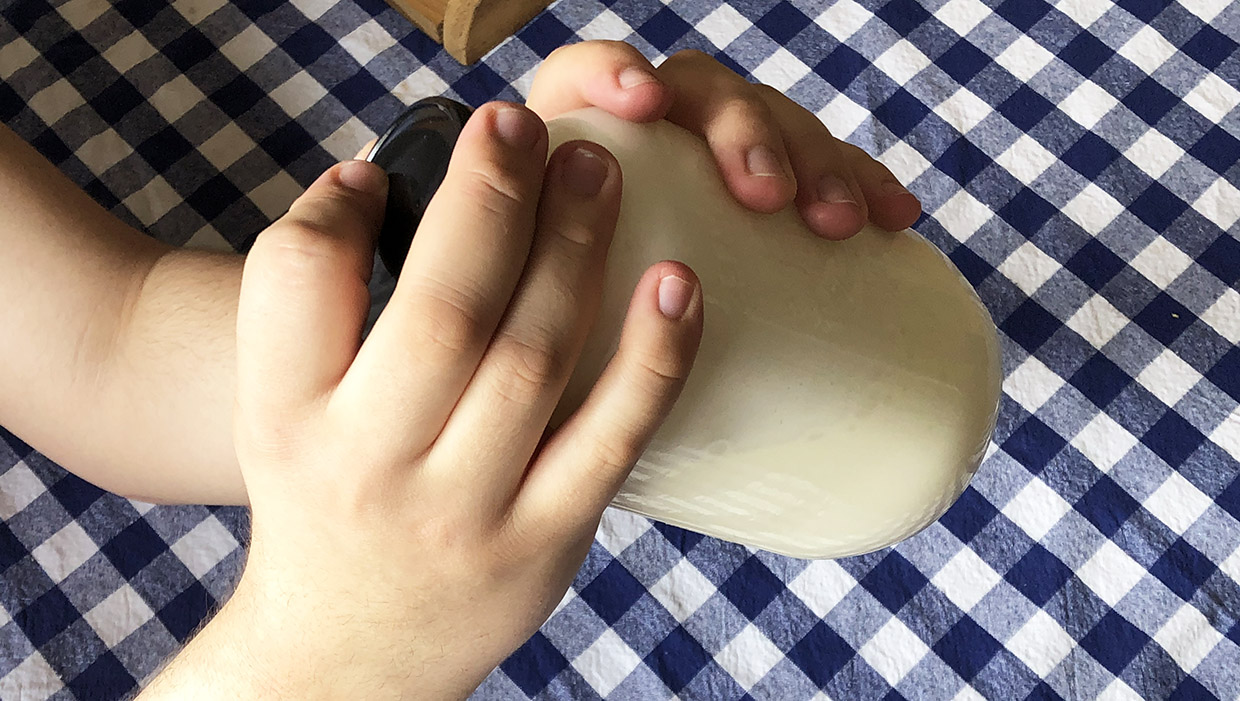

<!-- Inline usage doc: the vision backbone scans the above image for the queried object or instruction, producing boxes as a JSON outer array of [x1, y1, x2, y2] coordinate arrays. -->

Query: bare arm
[[0, 122, 247, 504]]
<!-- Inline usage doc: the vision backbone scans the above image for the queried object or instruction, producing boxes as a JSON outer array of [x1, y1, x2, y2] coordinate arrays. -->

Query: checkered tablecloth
[[2, 0, 1238, 698]]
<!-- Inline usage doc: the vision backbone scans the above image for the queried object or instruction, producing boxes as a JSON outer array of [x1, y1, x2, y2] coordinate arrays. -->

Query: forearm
[[0, 123, 246, 504]]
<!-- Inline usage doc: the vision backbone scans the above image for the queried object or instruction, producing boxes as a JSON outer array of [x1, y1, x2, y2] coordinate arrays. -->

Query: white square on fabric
[[1201, 289, 1240, 344], [1071, 412, 1138, 471], [1058, 80, 1119, 130], [1124, 129, 1184, 180], [596, 508, 651, 556], [1193, 178, 1240, 231], [1130, 237, 1193, 289], [169, 516, 239, 579], [248, 171, 303, 220], [1178, 0, 1227, 22], [716, 624, 784, 690], [573, 629, 642, 697], [0, 653, 63, 701], [647, 559, 715, 623], [752, 47, 811, 93], [1067, 294, 1129, 349], [56, 0, 109, 30], [695, 4, 748, 49], [873, 39, 932, 86], [289, 0, 333, 21], [931, 548, 1001, 612], [185, 225, 234, 252], [199, 122, 256, 171], [817, 92, 870, 141], [859, 618, 929, 686], [1096, 678, 1144, 701], [393, 65, 450, 107], [996, 135, 1057, 186], [322, 115, 377, 160], [1221, 545, 1240, 588], [1142, 472, 1213, 536], [935, 189, 992, 242], [880, 140, 931, 187], [577, 9, 630, 41], [788, 560, 857, 618], [270, 71, 328, 119], [999, 241, 1061, 296], [173, 0, 228, 24], [814, 0, 873, 41], [122, 175, 180, 226], [1209, 413, 1240, 463], [1003, 477, 1072, 542], [0, 37, 37, 80], [148, 75, 206, 124], [995, 35, 1055, 83], [933, 87, 991, 135], [76, 127, 132, 175], [936, 0, 990, 36], [1004, 355, 1065, 413], [950, 687, 987, 701], [84, 585, 156, 648], [1055, 0, 1110, 28], [1062, 183, 1124, 234], [102, 32, 158, 74], [1136, 349, 1202, 408], [27, 79, 85, 126], [220, 24, 278, 72], [31, 522, 97, 583], [340, 19, 397, 66], [1155, 605, 1224, 672], [1184, 73, 1240, 124], [1005, 609, 1074, 676], [1117, 25, 1178, 75], [1077, 541, 1145, 606]]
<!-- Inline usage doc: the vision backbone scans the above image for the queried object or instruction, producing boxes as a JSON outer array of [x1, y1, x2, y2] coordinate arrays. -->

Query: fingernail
[[619, 67, 660, 90], [494, 106, 539, 150], [817, 174, 857, 205], [746, 145, 784, 178], [336, 160, 387, 194], [562, 146, 609, 197], [881, 179, 910, 197], [658, 275, 694, 320]]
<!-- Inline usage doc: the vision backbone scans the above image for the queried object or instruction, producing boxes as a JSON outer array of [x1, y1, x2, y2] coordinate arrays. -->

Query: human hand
[[140, 101, 703, 699], [525, 41, 923, 240]]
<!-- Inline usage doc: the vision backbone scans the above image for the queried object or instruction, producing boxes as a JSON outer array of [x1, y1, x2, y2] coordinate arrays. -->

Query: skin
[[0, 40, 923, 698]]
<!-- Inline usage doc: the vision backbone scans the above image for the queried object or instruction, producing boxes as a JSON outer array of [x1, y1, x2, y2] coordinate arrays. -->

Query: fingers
[[526, 40, 673, 123], [839, 142, 923, 231], [754, 85, 869, 240], [655, 50, 797, 214], [513, 262, 703, 530], [236, 160, 387, 415], [338, 103, 548, 452], [427, 141, 623, 509]]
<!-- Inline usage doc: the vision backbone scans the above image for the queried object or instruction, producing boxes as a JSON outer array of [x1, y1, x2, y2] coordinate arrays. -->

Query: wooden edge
[[443, 0, 553, 64], [385, 0, 447, 42]]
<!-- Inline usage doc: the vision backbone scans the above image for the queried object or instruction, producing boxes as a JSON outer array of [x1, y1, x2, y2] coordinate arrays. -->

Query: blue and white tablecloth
[[2, 0, 1238, 698]]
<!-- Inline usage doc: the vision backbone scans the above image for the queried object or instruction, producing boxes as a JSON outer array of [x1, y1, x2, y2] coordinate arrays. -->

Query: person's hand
[[140, 101, 703, 698], [525, 41, 922, 240]]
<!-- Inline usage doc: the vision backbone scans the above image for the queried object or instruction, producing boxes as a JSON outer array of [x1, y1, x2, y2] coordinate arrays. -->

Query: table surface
[[2, 0, 1238, 699]]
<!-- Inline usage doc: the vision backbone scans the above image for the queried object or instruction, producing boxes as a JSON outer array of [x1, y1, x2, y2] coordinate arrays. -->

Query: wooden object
[[385, 0, 555, 64]]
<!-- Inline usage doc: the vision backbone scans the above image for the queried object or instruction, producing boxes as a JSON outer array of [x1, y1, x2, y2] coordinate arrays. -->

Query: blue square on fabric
[[45, 33, 100, 77], [1116, 0, 1166, 22], [1000, 299, 1061, 353], [644, 626, 712, 693], [935, 137, 990, 185], [995, 0, 1052, 32], [1182, 25, 1238, 71], [114, 0, 164, 27], [938, 487, 999, 543], [0, 521, 25, 574], [1070, 354, 1132, 409], [579, 560, 647, 625], [186, 173, 244, 220], [932, 616, 1001, 681], [94, 79, 145, 123], [282, 23, 336, 66], [1142, 411, 1207, 468], [1060, 131, 1122, 180], [653, 521, 705, 554], [521, 13, 576, 58], [47, 476, 104, 519], [1074, 475, 1139, 538], [1079, 610, 1150, 673], [0, 425, 34, 462], [1128, 182, 1189, 231], [211, 74, 266, 118], [1189, 125, 1240, 175], [1065, 238, 1127, 291], [500, 631, 570, 697], [1005, 544, 1073, 606], [261, 120, 319, 166], [163, 28, 217, 72], [1059, 31, 1111, 78], [937, 40, 990, 85], [1002, 416, 1067, 473], [1150, 538, 1217, 602], [1198, 234, 1239, 287], [15, 587, 78, 648], [719, 556, 784, 620], [1207, 346, 1240, 402], [1123, 77, 1179, 125], [0, 82, 23, 123], [814, 44, 870, 91], [875, 0, 932, 35], [137, 126, 195, 171], [1024, 681, 1065, 700], [66, 651, 136, 700], [157, 580, 216, 643], [1169, 677, 1214, 701], [640, 7, 693, 51], [874, 88, 930, 138], [949, 245, 994, 286], [757, 2, 812, 43], [99, 519, 165, 580], [454, 62, 512, 105], [1132, 292, 1195, 346], [2, 0, 53, 33], [998, 188, 1058, 235], [332, 70, 387, 112], [858, 552, 928, 613]]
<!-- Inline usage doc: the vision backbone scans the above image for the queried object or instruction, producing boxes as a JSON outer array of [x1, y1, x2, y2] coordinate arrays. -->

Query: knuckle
[[463, 166, 528, 215], [489, 333, 568, 406], [665, 48, 714, 67], [249, 223, 346, 279], [407, 288, 489, 356]]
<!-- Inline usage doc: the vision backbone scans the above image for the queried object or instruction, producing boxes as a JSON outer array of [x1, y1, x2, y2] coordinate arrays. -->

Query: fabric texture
[[1, 0, 1238, 698]]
